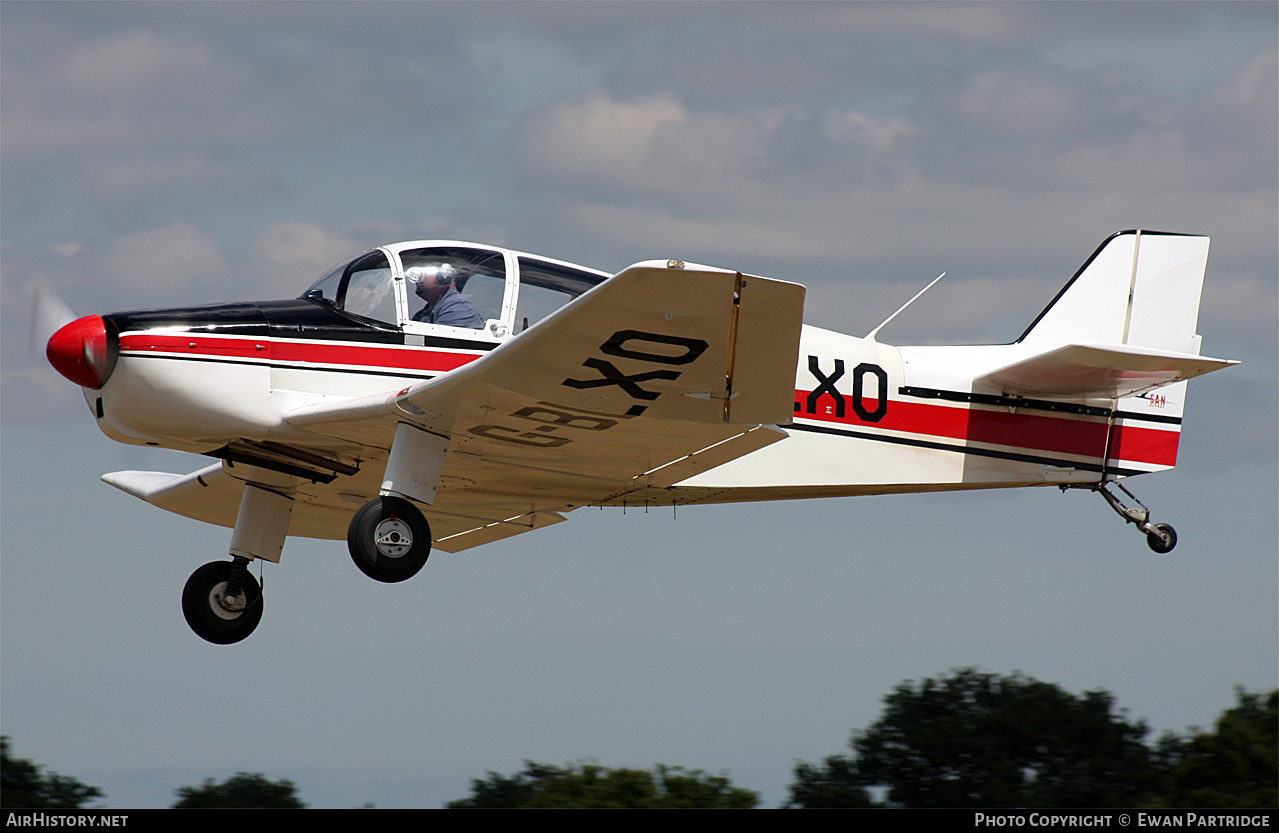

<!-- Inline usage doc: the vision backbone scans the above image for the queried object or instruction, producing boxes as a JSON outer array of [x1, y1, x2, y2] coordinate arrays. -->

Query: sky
[[1, 1, 1275, 809]]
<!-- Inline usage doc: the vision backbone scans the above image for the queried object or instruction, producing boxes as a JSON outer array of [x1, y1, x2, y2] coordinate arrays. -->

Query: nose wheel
[[182, 557, 263, 644], [347, 496, 432, 582]]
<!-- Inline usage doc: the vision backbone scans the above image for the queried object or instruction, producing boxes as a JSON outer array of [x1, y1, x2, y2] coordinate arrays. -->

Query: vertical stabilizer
[[1018, 231, 1210, 355]]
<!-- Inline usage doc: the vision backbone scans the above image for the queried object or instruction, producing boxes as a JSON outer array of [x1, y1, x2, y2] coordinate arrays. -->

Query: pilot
[[407, 263, 484, 328]]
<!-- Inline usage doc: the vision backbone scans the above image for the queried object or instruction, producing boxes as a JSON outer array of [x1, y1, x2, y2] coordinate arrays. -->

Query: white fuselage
[[90, 317, 1180, 503]]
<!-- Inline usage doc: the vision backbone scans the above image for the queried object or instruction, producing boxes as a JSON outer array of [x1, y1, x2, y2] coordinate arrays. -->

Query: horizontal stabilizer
[[975, 343, 1237, 400]]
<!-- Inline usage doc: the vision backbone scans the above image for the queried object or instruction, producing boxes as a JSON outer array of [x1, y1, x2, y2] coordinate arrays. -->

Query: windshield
[[302, 250, 398, 325]]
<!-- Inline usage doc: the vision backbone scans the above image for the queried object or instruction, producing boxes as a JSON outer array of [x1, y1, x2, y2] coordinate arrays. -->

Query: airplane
[[45, 230, 1237, 644]]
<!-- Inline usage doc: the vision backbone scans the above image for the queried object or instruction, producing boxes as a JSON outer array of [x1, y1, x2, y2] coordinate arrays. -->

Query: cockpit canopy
[[302, 242, 608, 339]]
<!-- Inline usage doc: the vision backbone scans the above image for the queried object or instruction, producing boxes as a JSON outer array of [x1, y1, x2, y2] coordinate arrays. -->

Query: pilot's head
[[407, 263, 459, 303]]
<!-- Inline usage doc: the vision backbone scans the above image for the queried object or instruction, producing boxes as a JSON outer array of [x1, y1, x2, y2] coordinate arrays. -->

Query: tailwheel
[[182, 558, 263, 644], [1087, 480, 1179, 553], [1146, 522, 1177, 554], [348, 495, 431, 583]]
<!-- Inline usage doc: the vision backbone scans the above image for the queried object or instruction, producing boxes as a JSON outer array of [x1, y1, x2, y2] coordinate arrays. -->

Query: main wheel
[[348, 496, 431, 583], [182, 561, 263, 644], [1146, 522, 1178, 554]]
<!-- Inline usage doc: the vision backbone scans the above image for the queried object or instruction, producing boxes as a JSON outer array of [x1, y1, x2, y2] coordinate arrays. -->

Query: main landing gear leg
[[182, 484, 293, 644], [1086, 480, 1178, 553]]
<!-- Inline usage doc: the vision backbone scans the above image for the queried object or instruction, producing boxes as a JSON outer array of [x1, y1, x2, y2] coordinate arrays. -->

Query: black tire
[[182, 561, 263, 644], [347, 496, 431, 583], [1146, 522, 1177, 554]]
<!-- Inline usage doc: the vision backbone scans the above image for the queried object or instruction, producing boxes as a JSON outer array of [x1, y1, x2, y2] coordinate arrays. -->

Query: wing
[[283, 261, 806, 550], [101, 462, 375, 544]]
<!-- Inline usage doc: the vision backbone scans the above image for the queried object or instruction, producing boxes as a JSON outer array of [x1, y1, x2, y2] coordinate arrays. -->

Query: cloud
[[101, 222, 230, 303], [516, 92, 689, 194], [507, 29, 1275, 298], [80, 153, 286, 210], [516, 90, 918, 207], [4, 29, 271, 162], [241, 221, 364, 299], [1186, 45, 1279, 187], [953, 68, 1094, 139]]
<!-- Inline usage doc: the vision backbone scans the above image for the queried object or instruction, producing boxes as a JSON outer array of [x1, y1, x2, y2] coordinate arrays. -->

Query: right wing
[[282, 261, 806, 550]]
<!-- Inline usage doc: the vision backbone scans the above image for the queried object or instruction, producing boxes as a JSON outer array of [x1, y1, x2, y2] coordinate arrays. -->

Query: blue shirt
[[413, 287, 484, 328]]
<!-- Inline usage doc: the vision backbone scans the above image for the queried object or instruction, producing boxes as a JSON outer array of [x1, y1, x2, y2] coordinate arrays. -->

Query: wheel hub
[[373, 517, 413, 558], [209, 581, 246, 620]]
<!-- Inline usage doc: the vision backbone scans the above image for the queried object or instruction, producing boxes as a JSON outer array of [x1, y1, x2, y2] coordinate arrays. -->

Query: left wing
[[286, 261, 806, 550]]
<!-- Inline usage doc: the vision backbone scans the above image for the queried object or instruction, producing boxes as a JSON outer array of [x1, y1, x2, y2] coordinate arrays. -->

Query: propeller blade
[[30, 284, 76, 358]]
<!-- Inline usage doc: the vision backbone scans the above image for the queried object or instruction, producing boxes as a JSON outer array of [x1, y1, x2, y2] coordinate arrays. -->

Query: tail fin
[[1018, 230, 1210, 353], [978, 231, 1236, 475]]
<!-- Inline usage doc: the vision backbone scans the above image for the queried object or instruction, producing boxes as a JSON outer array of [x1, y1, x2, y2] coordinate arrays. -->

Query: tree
[[0, 737, 103, 809], [172, 772, 305, 808], [447, 761, 758, 808], [789, 669, 1160, 808], [788, 755, 873, 808], [1154, 689, 1278, 809]]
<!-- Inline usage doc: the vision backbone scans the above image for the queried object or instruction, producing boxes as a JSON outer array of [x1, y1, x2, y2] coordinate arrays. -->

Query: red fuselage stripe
[[1106, 421, 1179, 467], [118, 333, 483, 374], [793, 390, 1179, 467]]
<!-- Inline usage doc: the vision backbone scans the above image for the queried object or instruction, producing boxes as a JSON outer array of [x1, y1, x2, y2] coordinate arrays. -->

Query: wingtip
[[101, 470, 186, 500]]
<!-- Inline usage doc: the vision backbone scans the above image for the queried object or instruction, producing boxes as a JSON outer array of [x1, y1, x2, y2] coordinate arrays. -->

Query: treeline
[[786, 669, 1276, 809], [3, 670, 1274, 808]]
